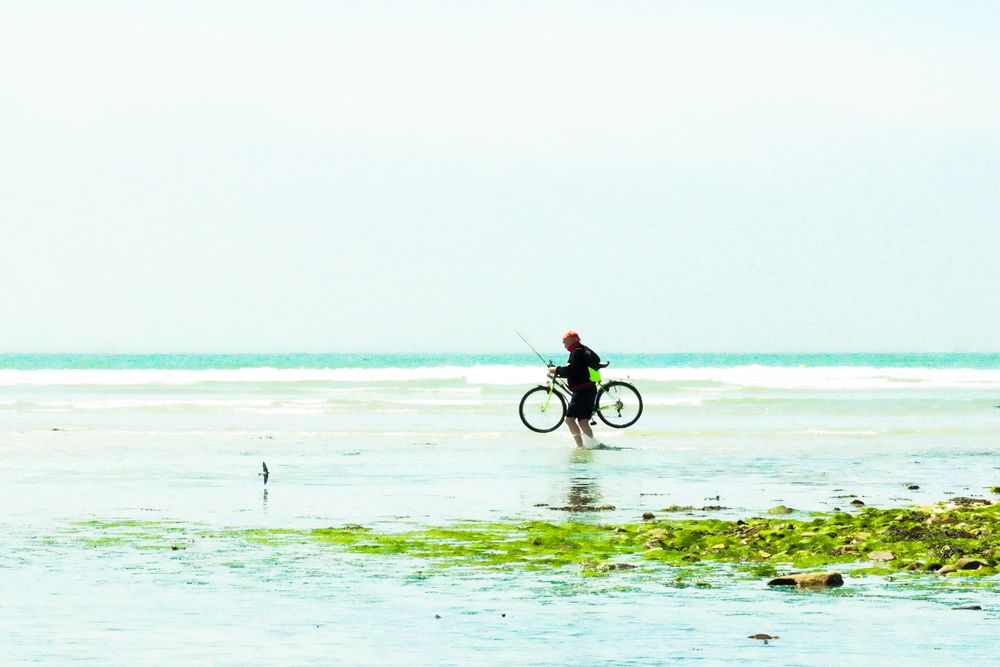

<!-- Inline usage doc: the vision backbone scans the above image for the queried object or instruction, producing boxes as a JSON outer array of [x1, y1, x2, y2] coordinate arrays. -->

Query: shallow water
[[2, 361, 1000, 664]]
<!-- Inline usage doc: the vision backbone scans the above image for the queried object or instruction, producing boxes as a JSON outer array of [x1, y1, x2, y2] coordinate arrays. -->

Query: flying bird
[[259, 461, 269, 485]]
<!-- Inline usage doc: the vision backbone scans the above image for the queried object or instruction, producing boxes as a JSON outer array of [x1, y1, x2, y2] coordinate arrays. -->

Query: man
[[548, 330, 602, 448]]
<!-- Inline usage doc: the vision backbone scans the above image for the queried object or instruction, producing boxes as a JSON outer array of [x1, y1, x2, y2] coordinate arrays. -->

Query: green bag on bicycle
[[587, 349, 603, 383]]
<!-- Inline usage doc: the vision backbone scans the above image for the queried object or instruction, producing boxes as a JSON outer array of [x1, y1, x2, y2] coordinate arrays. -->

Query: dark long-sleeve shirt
[[555, 345, 597, 390]]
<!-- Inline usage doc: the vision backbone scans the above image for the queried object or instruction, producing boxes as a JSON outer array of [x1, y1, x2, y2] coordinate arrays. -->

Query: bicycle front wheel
[[595, 381, 643, 428], [519, 386, 568, 433]]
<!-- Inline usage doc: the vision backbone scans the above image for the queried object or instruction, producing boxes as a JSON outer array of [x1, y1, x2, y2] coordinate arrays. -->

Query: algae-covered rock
[[596, 562, 637, 572], [65, 497, 1000, 579], [951, 497, 991, 507], [642, 512, 655, 520], [767, 505, 795, 515], [768, 572, 844, 588]]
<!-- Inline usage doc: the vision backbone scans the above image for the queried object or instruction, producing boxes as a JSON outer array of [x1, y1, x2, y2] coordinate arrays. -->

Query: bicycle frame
[[542, 373, 619, 416]]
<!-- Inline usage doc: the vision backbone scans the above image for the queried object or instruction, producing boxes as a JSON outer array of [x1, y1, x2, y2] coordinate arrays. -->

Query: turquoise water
[[2, 352, 1000, 369], [2, 354, 1000, 664]]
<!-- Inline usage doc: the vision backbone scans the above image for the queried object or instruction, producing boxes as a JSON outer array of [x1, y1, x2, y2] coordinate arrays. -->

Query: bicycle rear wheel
[[519, 386, 568, 433], [595, 381, 643, 428]]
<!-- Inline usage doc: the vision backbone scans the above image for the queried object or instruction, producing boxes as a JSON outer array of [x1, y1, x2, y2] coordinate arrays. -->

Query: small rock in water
[[768, 572, 844, 589], [907, 484, 920, 490], [850, 499, 866, 507], [767, 505, 795, 515], [596, 562, 637, 572], [951, 497, 991, 507], [434, 614, 441, 619], [748, 634, 780, 643], [951, 605, 983, 611], [868, 550, 895, 562], [661, 505, 694, 512], [642, 512, 655, 520]]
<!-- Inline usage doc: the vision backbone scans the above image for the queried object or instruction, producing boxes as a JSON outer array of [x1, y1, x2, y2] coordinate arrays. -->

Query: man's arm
[[548, 349, 585, 377]]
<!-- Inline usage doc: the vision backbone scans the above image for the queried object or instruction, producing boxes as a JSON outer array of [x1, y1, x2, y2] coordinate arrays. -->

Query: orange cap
[[561, 330, 579, 341]]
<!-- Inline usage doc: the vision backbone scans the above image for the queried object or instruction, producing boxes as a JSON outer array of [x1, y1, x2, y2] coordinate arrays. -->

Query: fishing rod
[[515, 330, 553, 368]]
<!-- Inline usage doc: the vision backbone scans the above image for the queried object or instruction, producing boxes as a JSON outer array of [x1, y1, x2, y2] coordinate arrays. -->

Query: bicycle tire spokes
[[519, 384, 568, 433], [595, 381, 643, 429]]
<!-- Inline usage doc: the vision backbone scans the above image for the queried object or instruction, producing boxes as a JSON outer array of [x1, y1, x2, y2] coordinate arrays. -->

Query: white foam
[[615, 365, 1000, 390], [0, 364, 998, 390]]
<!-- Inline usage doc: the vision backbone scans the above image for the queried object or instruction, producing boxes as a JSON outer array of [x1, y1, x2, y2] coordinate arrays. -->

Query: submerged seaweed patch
[[66, 500, 1000, 576]]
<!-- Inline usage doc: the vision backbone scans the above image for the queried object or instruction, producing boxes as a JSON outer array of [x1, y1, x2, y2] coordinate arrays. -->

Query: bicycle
[[518, 363, 643, 433]]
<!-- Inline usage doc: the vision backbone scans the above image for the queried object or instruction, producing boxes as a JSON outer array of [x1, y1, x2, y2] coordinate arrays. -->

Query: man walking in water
[[548, 330, 602, 448]]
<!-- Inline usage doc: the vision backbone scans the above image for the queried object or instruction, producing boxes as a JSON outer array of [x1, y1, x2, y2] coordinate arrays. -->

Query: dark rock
[[955, 558, 987, 570], [951, 605, 983, 611], [642, 512, 655, 520], [768, 572, 844, 588], [850, 499, 866, 507], [907, 485, 920, 490]]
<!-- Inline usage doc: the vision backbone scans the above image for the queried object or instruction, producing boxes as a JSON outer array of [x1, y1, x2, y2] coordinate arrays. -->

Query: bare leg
[[578, 419, 594, 440], [564, 417, 583, 448]]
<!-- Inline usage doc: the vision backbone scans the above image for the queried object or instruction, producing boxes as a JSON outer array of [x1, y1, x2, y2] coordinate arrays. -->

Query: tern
[[259, 461, 269, 485]]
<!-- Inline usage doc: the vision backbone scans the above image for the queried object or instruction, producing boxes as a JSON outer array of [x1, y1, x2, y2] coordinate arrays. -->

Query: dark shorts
[[566, 384, 597, 419]]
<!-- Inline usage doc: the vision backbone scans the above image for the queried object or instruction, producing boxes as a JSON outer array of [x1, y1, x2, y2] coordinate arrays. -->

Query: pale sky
[[3, 1, 999, 353]]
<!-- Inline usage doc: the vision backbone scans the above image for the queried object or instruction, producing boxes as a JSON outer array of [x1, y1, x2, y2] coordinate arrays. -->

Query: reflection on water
[[567, 477, 599, 507], [561, 449, 607, 512]]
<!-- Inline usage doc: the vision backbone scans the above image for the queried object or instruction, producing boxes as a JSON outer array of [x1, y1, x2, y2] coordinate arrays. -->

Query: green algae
[[64, 500, 1000, 577]]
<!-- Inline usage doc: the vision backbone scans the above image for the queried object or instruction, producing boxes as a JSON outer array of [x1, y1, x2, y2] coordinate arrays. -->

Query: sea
[[3, 353, 1000, 665]]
